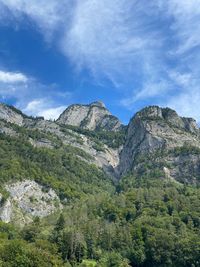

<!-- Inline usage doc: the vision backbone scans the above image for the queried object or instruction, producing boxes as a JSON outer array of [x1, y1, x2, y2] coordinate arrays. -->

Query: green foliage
[[80, 260, 97, 267], [0, 133, 113, 200], [0, 177, 199, 266], [171, 145, 200, 156], [98, 252, 130, 267], [0, 239, 65, 266]]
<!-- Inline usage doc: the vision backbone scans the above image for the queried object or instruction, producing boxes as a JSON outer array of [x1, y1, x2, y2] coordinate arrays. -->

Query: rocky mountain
[[0, 102, 200, 224], [119, 106, 200, 184], [57, 101, 122, 131]]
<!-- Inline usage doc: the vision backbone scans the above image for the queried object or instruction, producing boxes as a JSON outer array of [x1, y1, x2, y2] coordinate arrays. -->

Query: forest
[[0, 131, 200, 266]]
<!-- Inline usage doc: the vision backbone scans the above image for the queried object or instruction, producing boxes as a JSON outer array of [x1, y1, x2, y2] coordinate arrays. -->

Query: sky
[[0, 0, 200, 124]]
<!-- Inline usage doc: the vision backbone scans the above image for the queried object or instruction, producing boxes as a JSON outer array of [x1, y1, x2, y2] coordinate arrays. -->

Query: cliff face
[[57, 101, 122, 131], [119, 106, 200, 183], [0, 180, 62, 224], [0, 103, 25, 126], [1, 103, 200, 184]]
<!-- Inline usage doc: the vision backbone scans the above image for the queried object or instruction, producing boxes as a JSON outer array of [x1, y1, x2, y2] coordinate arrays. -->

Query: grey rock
[[119, 106, 200, 182], [0, 199, 12, 223], [0, 180, 62, 224], [57, 101, 122, 131], [0, 103, 24, 126]]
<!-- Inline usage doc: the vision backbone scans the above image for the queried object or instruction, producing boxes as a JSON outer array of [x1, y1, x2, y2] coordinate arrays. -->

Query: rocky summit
[[57, 101, 122, 131], [119, 106, 200, 184], [0, 102, 200, 224]]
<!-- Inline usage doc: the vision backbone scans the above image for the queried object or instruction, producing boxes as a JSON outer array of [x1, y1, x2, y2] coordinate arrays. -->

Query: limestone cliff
[[0, 180, 62, 224], [57, 101, 122, 131], [119, 106, 200, 183], [0, 103, 25, 126]]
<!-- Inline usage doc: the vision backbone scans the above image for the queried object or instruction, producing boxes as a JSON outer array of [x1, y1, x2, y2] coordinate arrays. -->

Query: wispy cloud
[[23, 99, 66, 120], [0, 0, 70, 39], [121, 80, 172, 108], [63, 0, 159, 83], [0, 0, 200, 121], [0, 70, 28, 83], [162, 0, 200, 54], [166, 88, 200, 122], [0, 0, 163, 85], [0, 69, 70, 119]]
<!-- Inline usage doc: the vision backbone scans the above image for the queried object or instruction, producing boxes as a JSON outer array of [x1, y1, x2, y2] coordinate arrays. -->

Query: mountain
[[57, 101, 122, 131], [0, 102, 200, 266], [1, 102, 200, 186], [119, 106, 200, 184]]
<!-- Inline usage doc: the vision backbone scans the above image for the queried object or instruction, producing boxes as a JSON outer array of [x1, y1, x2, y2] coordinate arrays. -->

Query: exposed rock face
[[0, 198, 12, 223], [0, 180, 62, 224], [0, 103, 24, 126], [119, 106, 200, 183], [57, 101, 122, 131]]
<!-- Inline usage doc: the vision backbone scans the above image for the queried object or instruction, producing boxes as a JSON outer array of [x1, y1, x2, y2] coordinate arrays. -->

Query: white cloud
[[0, 70, 29, 100], [0, 70, 28, 83], [121, 80, 172, 108], [0, 0, 70, 39], [158, 0, 200, 54], [23, 99, 66, 120], [166, 88, 200, 122], [167, 71, 192, 87], [39, 106, 66, 120], [63, 0, 160, 83], [0, 70, 70, 120], [1, 0, 200, 123], [0, 0, 161, 85]]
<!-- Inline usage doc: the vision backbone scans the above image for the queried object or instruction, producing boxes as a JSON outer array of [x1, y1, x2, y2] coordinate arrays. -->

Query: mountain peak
[[134, 105, 198, 134], [135, 106, 177, 119], [57, 101, 122, 131], [90, 101, 106, 108], [119, 105, 200, 178]]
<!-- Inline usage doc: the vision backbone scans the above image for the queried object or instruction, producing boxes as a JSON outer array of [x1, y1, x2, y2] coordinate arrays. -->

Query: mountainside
[[0, 102, 200, 266], [119, 106, 200, 184], [1, 102, 200, 188]]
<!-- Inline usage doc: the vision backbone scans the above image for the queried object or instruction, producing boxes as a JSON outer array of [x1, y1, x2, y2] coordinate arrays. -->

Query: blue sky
[[0, 0, 200, 124]]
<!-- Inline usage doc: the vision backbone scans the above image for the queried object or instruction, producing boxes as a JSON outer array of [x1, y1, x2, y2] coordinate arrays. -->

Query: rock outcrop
[[0, 103, 25, 126], [0, 180, 62, 224], [57, 101, 122, 131]]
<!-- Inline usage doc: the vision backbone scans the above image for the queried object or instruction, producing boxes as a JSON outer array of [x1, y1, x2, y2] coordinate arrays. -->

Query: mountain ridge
[[0, 101, 200, 267], [1, 101, 200, 185]]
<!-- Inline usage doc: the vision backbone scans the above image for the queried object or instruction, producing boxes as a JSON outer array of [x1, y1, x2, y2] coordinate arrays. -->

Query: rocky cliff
[[0, 103, 25, 126], [119, 106, 200, 183], [57, 101, 122, 131], [0, 180, 62, 224]]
